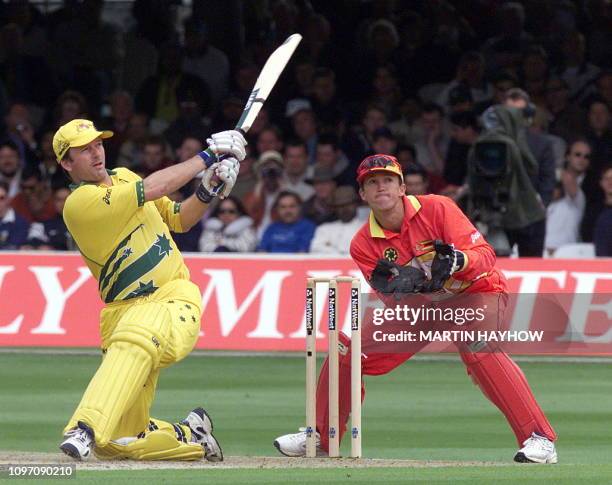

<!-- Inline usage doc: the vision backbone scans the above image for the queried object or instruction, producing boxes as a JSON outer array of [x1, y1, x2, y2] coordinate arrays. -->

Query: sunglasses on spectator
[[21, 184, 37, 192], [218, 208, 238, 215], [572, 152, 591, 159]]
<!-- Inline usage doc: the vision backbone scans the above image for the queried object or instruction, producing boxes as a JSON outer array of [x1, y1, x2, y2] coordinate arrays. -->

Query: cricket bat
[[208, 33, 302, 188]]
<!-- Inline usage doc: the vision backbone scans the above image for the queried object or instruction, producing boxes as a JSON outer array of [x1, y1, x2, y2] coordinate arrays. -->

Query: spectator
[[545, 78, 585, 142], [544, 172, 586, 256], [396, 144, 417, 173], [99, 90, 134, 167], [11, 165, 56, 223], [1, 102, 38, 168], [291, 107, 319, 165], [481, 2, 532, 74], [38, 131, 66, 189], [413, 102, 450, 178], [199, 196, 256, 253], [52, 90, 89, 130], [520, 46, 550, 107], [558, 31, 601, 102], [371, 127, 398, 159], [447, 83, 474, 114], [444, 111, 479, 189], [529, 107, 567, 170], [389, 96, 422, 144], [243, 151, 288, 235], [283, 140, 314, 202], [310, 68, 346, 133], [368, 64, 403, 120], [135, 42, 210, 129], [403, 164, 428, 196], [163, 86, 210, 150], [310, 186, 362, 254], [0, 180, 29, 249], [303, 166, 338, 225], [584, 98, 612, 175], [181, 17, 229, 111], [24, 186, 72, 250], [563, 139, 595, 195], [256, 125, 284, 157], [0, 23, 57, 109], [308, 134, 353, 187], [133, 135, 173, 177], [0, 140, 23, 197], [258, 192, 315, 253], [116, 112, 150, 169], [593, 166, 612, 256], [436, 51, 493, 112], [474, 72, 518, 114], [343, 104, 387, 164]]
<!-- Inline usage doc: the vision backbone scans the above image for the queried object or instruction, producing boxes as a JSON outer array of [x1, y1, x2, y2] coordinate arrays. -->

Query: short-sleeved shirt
[[63, 167, 189, 303], [350, 195, 507, 295]]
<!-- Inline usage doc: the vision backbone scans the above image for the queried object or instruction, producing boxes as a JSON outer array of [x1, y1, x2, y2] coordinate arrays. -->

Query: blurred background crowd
[[0, 0, 610, 256]]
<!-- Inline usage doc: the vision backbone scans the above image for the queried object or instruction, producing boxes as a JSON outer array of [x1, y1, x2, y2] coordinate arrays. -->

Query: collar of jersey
[[369, 195, 422, 238], [69, 169, 117, 191]]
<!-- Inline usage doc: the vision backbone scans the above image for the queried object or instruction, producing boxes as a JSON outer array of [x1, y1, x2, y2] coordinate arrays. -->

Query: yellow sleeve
[[64, 181, 145, 240], [154, 197, 184, 233]]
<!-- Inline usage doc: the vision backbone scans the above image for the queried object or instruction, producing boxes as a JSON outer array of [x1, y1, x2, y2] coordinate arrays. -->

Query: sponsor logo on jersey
[[103, 188, 112, 205]]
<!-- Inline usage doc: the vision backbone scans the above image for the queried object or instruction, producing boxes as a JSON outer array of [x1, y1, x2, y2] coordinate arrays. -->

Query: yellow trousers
[[64, 279, 204, 460]]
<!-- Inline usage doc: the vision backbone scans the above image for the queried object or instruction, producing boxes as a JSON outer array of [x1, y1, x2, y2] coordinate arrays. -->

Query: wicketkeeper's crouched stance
[[53, 119, 247, 461], [275, 155, 558, 464]]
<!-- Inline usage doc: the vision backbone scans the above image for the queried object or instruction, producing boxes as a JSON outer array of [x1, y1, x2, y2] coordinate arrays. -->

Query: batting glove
[[196, 157, 240, 203], [206, 130, 247, 162]]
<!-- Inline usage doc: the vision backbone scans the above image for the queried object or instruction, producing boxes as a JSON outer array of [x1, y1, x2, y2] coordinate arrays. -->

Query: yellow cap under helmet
[[53, 119, 113, 162]]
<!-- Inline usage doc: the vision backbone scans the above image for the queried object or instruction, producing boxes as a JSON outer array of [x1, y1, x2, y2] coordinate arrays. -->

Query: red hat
[[356, 154, 404, 184]]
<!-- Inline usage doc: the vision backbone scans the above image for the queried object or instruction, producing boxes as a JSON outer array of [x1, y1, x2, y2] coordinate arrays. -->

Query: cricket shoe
[[59, 422, 94, 461], [180, 407, 223, 462], [273, 427, 325, 457], [514, 433, 558, 464]]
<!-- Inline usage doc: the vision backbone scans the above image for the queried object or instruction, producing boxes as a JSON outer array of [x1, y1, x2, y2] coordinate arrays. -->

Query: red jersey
[[350, 194, 507, 294]]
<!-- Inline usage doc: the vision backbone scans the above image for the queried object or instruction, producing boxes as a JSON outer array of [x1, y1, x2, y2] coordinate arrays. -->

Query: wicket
[[305, 277, 362, 458]]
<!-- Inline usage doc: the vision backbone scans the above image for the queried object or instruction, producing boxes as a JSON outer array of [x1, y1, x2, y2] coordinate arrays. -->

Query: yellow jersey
[[63, 168, 190, 303]]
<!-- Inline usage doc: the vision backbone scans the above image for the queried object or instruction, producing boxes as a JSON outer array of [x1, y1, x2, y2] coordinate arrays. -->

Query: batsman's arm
[[142, 156, 206, 203]]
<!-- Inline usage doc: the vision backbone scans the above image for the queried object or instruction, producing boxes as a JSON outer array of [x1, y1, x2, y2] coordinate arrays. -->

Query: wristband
[[195, 184, 214, 204], [197, 149, 217, 168]]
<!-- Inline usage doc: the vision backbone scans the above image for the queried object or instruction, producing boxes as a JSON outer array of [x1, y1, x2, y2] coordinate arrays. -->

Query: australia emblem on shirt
[[383, 247, 398, 262]]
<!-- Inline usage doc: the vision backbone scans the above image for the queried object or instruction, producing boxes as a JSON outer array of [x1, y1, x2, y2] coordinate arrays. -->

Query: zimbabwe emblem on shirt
[[383, 247, 398, 262]]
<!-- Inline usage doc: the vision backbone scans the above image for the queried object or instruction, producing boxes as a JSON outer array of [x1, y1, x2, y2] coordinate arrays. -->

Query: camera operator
[[468, 98, 546, 256]]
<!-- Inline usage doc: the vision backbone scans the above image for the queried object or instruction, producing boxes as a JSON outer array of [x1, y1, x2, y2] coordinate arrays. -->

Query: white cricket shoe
[[181, 407, 223, 462], [59, 422, 94, 461], [514, 433, 558, 464], [273, 427, 324, 457]]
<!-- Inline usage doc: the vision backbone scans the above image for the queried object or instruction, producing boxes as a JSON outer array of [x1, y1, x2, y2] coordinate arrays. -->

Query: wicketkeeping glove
[[205, 130, 247, 164], [370, 259, 427, 296], [423, 240, 465, 292]]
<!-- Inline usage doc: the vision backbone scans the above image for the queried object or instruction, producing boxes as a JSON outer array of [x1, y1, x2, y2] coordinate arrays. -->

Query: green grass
[[0, 352, 611, 483]]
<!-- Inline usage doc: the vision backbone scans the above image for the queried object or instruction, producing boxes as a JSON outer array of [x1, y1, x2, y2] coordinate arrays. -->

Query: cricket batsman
[[54, 119, 247, 461], [275, 154, 558, 463]]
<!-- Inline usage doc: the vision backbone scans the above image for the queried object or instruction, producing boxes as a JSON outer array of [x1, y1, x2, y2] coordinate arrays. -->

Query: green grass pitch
[[0, 351, 611, 483]]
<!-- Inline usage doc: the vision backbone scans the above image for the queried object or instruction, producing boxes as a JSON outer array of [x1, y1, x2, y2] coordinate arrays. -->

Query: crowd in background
[[0, 0, 610, 256]]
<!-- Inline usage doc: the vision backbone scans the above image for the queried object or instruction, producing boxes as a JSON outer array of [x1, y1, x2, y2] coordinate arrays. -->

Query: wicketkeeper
[[54, 119, 247, 461], [275, 154, 558, 463]]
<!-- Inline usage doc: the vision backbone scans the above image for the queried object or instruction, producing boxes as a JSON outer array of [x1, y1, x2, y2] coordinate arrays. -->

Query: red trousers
[[316, 331, 557, 452]]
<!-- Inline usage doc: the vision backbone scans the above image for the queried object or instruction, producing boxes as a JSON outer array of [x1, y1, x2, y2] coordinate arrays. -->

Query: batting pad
[[64, 341, 153, 446], [95, 428, 203, 461]]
